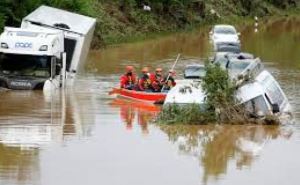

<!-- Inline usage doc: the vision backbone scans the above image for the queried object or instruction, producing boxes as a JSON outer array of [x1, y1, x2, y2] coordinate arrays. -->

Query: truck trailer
[[0, 5, 96, 90]]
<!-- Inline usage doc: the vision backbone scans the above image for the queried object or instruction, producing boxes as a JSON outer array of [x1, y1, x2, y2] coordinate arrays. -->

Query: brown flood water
[[0, 17, 300, 185]]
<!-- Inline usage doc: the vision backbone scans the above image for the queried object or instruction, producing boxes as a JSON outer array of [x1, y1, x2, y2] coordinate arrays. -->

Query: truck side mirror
[[271, 103, 280, 114]]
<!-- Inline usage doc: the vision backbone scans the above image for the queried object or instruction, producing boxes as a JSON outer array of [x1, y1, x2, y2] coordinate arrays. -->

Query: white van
[[236, 70, 291, 116]]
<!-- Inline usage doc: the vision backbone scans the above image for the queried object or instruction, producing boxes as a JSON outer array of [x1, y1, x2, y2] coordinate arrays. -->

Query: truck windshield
[[0, 53, 51, 77]]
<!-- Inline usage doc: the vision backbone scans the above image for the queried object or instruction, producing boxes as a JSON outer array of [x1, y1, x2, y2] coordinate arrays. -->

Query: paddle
[[161, 54, 181, 92]]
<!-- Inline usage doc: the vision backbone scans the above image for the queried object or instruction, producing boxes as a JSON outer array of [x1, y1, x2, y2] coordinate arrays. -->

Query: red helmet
[[126, 66, 134, 72]]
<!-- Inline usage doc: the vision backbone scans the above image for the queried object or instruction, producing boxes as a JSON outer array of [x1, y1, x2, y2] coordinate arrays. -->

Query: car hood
[[164, 84, 205, 105]]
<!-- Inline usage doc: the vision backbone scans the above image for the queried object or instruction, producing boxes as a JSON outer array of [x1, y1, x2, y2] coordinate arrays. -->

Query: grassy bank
[[0, 0, 299, 48]]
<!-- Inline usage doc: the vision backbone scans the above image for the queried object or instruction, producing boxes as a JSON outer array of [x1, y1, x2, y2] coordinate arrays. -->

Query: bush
[[157, 104, 216, 125], [156, 62, 237, 125]]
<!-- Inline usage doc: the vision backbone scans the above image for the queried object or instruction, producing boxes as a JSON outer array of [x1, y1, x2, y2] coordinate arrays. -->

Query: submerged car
[[164, 70, 291, 118], [214, 42, 241, 53], [213, 53, 261, 80], [164, 58, 291, 120], [184, 64, 206, 79], [210, 25, 241, 47]]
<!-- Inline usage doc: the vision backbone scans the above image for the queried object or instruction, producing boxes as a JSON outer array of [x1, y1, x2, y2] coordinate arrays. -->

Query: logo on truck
[[15, 42, 32, 48], [10, 81, 32, 88]]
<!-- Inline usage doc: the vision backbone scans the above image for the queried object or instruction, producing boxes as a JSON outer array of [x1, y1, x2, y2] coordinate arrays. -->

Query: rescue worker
[[162, 69, 176, 91], [151, 68, 164, 92], [138, 67, 153, 92], [120, 65, 137, 90]]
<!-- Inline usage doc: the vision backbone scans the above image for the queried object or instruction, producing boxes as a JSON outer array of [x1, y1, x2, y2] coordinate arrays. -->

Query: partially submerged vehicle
[[184, 64, 206, 79], [0, 5, 96, 90], [209, 25, 241, 48], [164, 61, 291, 119], [214, 42, 241, 53], [213, 52, 254, 68], [22, 5, 96, 77], [0, 27, 64, 90], [213, 52, 262, 82], [164, 64, 206, 105], [236, 70, 291, 117], [227, 57, 263, 80]]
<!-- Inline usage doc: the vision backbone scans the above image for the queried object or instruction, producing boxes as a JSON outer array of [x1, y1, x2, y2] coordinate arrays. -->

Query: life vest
[[128, 75, 133, 85], [152, 75, 164, 91], [138, 74, 152, 91]]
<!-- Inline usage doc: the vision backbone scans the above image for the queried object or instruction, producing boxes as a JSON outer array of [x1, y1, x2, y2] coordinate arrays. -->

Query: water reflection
[[0, 87, 99, 185], [0, 144, 39, 185], [109, 98, 161, 134], [160, 125, 293, 184], [0, 91, 62, 148]]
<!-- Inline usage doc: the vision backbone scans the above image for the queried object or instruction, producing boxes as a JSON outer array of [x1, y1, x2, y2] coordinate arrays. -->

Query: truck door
[[64, 38, 76, 72]]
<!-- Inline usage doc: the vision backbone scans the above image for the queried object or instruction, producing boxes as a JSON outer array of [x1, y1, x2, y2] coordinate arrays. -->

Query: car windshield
[[216, 45, 241, 53], [227, 54, 254, 60], [0, 53, 51, 77], [214, 56, 228, 69], [228, 60, 251, 76], [243, 95, 269, 115], [214, 27, 236, 34], [184, 66, 206, 79]]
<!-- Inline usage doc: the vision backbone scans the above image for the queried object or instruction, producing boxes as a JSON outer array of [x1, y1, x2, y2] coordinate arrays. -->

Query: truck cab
[[0, 5, 96, 90], [0, 27, 64, 90]]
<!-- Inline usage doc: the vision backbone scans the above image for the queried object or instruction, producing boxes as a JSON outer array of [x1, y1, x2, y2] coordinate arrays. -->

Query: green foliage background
[[0, 0, 299, 47]]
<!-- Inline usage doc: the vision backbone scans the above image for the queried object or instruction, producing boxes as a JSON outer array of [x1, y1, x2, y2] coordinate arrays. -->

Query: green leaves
[[202, 62, 235, 112], [157, 104, 216, 125], [0, 0, 95, 28]]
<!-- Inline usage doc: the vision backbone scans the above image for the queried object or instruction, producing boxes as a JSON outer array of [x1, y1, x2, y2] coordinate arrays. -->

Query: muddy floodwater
[[0, 17, 300, 185]]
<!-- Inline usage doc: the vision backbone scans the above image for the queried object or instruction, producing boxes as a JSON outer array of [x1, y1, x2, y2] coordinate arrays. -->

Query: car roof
[[236, 82, 265, 103], [214, 25, 236, 29]]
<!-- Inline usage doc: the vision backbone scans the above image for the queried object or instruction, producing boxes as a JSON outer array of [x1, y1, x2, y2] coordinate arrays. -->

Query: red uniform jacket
[[138, 73, 152, 91], [151, 75, 164, 92], [120, 73, 137, 89], [163, 76, 176, 90]]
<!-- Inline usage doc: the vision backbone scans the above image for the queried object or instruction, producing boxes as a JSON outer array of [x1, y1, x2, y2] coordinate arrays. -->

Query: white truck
[[0, 5, 96, 90]]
